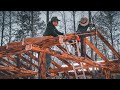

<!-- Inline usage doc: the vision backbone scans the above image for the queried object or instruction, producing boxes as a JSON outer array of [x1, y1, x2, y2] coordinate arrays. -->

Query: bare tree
[[46, 11, 49, 23], [93, 11, 120, 59], [9, 11, 12, 43], [1, 11, 5, 46]]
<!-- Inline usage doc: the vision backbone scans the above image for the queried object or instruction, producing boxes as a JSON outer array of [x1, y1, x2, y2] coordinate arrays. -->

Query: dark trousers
[[46, 54, 51, 71], [80, 36, 86, 57]]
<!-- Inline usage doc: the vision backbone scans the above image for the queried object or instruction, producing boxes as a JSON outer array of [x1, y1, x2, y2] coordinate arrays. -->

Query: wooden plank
[[85, 38, 110, 63], [0, 66, 37, 74], [0, 73, 36, 79], [97, 30, 120, 59]]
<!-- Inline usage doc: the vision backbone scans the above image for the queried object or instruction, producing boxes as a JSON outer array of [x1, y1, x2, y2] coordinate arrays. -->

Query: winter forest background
[[0, 11, 120, 63]]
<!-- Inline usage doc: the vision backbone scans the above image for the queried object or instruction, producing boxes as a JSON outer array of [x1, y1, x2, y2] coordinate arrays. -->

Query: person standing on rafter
[[43, 17, 64, 76], [76, 17, 95, 57]]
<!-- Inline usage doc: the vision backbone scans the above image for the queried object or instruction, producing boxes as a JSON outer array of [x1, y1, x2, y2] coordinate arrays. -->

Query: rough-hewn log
[[0, 58, 16, 67], [0, 46, 6, 51], [51, 60, 61, 68], [0, 66, 37, 74], [0, 30, 96, 57], [41, 53, 46, 79], [25, 52, 38, 62], [0, 50, 27, 58], [48, 64, 94, 73], [56, 45, 68, 53], [31, 46, 109, 69], [19, 55, 38, 69], [38, 52, 46, 79], [85, 38, 110, 63]]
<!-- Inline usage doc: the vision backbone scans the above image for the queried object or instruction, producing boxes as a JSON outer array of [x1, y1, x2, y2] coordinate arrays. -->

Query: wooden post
[[38, 51, 46, 79]]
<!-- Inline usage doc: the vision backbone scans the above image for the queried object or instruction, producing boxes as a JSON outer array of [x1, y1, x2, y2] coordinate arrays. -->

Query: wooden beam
[[7, 55, 16, 62], [0, 58, 16, 67], [0, 50, 27, 58], [96, 30, 120, 59], [19, 55, 38, 69], [49, 66, 72, 73], [0, 73, 36, 79], [48, 65, 94, 73], [56, 45, 73, 67], [59, 59, 72, 67], [0, 66, 37, 74], [31, 46, 108, 69], [25, 52, 38, 62], [85, 38, 110, 63], [38, 52, 46, 79], [56, 45, 68, 53], [40, 52, 46, 79], [0, 71, 6, 76], [0, 30, 96, 57], [51, 60, 61, 68], [4, 55, 31, 70], [0, 46, 6, 51]]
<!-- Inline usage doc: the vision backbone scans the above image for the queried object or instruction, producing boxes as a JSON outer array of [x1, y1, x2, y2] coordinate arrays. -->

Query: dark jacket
[[76, 23, 95, 33], [76, 24, 89, 33], [43, 22, 63, 37]]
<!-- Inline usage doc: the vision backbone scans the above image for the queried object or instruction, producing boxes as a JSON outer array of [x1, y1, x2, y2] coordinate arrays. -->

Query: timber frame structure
[[0, 29, 120, 79]]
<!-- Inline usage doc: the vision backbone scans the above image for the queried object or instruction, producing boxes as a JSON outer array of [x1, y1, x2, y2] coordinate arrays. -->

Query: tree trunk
[[109, 13, 115, 59], [31, 11, 34, 37], [1, 11, 5, 46], [73, 11, 76, 33], [46, 11, 49, 23], [88, 11, 93, 59], [9, 11, 12, 43], [63, 11, 67, 34]]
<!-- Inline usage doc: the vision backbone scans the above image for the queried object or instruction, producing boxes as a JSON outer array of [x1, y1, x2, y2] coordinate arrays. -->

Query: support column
[[38, 51, 46, 79]]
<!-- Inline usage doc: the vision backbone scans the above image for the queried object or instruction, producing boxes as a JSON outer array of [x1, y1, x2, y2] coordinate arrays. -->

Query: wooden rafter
[[0, 66, 37, 74], [0, 29, 119, 79], [31, 46, 109, 69]]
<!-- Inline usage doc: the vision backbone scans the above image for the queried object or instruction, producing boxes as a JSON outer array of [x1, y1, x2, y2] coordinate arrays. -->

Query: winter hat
[[79, 17, 89, 26]]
